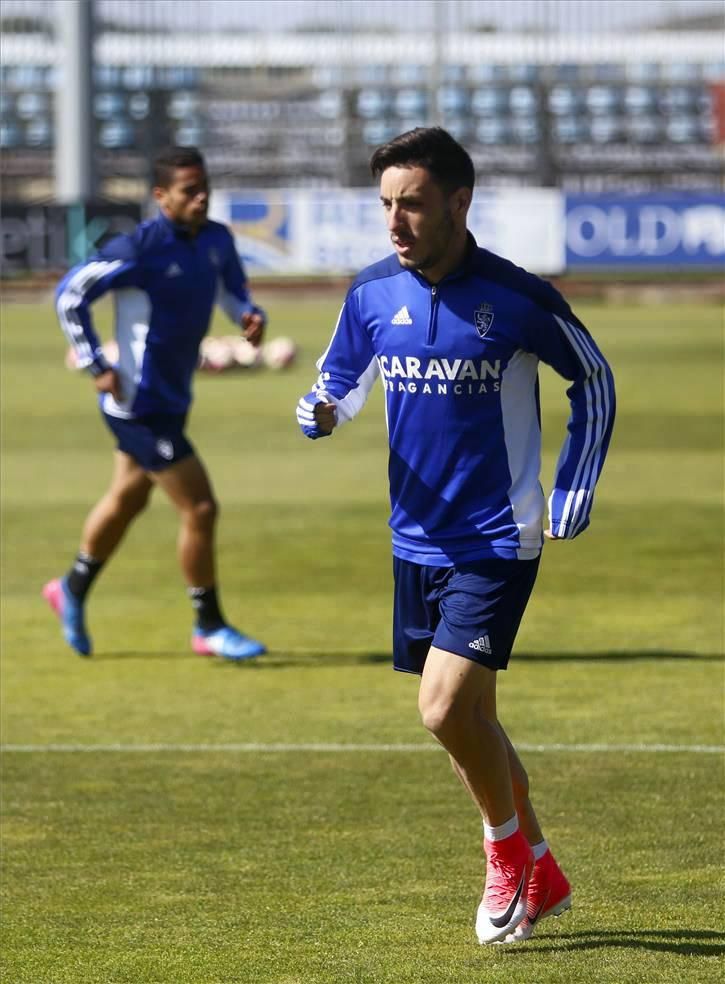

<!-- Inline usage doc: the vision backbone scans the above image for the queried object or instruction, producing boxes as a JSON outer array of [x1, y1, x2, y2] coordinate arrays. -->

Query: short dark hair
[[152, 146, 206, 188], [370, 127, 475, 194]]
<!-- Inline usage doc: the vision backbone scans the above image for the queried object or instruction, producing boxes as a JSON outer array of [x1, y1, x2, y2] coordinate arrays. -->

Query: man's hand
[[296, 393, 337, 439], [313, 402, 337, 435], [241, 311, 265, 347], [544, 529, 561, 540], [94, 368, 123, 401]]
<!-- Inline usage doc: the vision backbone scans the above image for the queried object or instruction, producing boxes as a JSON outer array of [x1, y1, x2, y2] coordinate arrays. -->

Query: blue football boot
[[192, 624, 266, 661], [42, 577, 92, 657]]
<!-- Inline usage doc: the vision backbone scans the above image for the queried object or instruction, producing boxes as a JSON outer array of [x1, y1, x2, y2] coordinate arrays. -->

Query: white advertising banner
[[209, 187, 565, 277]]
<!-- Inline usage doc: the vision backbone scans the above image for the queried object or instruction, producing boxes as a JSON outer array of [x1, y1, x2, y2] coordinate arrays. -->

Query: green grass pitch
[[1, 293, 722, 983]]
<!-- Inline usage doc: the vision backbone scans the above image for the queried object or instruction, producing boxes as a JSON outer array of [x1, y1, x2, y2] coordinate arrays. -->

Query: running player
[[45, 146, 266, 662], [296, 128, 615, 943]]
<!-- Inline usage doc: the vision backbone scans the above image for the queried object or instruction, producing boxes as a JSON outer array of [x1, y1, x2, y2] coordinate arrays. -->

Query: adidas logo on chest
[[391, 306, 412, 325]]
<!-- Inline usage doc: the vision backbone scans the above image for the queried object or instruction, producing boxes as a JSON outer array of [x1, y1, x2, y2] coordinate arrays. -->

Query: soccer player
[[296, 128, 615, 943], [44, 146, 266, 662]]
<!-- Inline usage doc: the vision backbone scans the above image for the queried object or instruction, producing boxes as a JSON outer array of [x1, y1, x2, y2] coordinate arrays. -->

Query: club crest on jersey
[[474, 303, 494, 338]]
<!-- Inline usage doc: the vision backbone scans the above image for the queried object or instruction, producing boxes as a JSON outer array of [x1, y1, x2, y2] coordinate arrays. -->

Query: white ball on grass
[[229, 336, 262, 369], [198, 336, 236, 372], [262, 336, 298, 370]]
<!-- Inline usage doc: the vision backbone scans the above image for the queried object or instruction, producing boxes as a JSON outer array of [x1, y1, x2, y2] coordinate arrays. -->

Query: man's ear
[[451, 186, 472, 218]]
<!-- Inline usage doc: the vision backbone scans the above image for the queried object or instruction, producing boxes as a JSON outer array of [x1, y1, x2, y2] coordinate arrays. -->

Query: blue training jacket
[[302, 235, 615, 565], [56, 211, 264, 418]]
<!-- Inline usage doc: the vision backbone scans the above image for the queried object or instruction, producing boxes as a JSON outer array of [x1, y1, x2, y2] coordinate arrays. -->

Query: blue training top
[[302, 235, 616, 564], [55, 211, 264, 418]]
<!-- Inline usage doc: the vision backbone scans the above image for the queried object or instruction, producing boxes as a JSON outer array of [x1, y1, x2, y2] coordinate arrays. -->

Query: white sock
[[483, 814, 519, 842], [532, 839, 548, 861]]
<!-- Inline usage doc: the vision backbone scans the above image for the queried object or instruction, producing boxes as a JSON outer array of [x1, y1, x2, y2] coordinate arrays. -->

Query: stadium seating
[[0, 44, 722, 195]]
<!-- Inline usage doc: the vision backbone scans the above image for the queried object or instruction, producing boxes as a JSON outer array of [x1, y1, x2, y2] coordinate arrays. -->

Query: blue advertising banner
[[565, 194, 725, 268]]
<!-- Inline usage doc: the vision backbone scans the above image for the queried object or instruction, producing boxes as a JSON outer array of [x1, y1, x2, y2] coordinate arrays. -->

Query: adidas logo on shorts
[[469, 634, 492, 654]]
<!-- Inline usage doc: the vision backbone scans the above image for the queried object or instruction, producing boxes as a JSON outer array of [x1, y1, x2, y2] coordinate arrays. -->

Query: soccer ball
[[262, 336, 297, 370], [198, 336, 235, 372], [229, 336, 262, 369]]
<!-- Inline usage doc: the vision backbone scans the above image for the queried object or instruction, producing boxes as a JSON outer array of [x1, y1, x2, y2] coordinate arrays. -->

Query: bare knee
[[418, 689, 461, 740], [185, 496, 218, 530]]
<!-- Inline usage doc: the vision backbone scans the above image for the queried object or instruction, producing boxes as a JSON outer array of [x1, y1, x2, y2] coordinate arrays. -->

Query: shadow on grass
[[93, 649, 722, 666], [507, 928, 725, 957], [90, 649, 390, 665], [92, 650, 193, 661], [514, 650, 723, 663], [257, 649, 722, 668]]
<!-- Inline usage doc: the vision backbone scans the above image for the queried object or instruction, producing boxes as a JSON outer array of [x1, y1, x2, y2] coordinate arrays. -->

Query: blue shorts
[[392, 555, 540, 674], [102, 412, 195, 472]]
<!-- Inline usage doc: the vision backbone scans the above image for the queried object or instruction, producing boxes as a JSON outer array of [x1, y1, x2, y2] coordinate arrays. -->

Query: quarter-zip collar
[[407, 231, 479, 291], [413, 232, 478, 347], [157, 209, 206, 240]]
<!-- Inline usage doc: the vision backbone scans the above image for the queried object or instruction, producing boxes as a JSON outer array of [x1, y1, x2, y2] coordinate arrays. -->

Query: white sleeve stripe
[[564, 318, 609, 490], [552, 316, 601, 531], [559, 335, 607, 534], [570, 489, 592, 537], [564, 319, 607, 480], [315, 302, 346, 371], [564, 353, 610, 532], [57, 260, 123, 366], [552, 316, 611, 533], [312, 297, 379, 425], [57, 267, 100, 362], [566, 316, 613, 537], [566, 318, 613, 530]]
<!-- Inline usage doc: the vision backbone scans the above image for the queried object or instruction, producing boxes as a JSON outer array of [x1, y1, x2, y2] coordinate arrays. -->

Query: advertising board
[[209, 188, 566, 276], [565, 194, 725, 268]]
